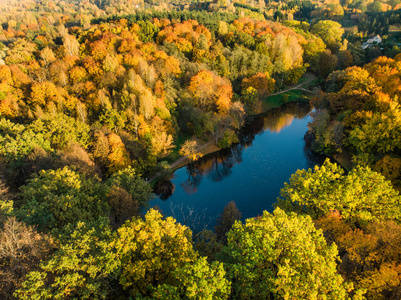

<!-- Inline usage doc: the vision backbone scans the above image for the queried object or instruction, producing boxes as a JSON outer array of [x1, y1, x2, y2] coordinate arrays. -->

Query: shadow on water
[[154, 102, 314, 200]]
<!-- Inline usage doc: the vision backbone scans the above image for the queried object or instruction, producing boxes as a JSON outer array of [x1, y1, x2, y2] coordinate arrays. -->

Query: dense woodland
[[2, 0, 401, 299]]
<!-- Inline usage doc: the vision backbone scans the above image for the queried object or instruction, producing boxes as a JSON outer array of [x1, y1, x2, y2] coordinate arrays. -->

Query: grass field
[[262, 89, 309, 110]]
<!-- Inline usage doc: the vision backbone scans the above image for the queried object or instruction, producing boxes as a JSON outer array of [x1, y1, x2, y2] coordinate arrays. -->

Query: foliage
[[16, 220, 118, 300], [107, 166, 152, 208], [179, 139, 204, 163], [18, 167, 109, 232], [316, 212, 401, 300], [221, 208, 362, 299], [0, 217, 54, 300], [311, 20, 344, 53], [113, 209, 198, 297], [277, 159, 401, 224], [214, 201, 241, 243], [151, 257, 230, 300]]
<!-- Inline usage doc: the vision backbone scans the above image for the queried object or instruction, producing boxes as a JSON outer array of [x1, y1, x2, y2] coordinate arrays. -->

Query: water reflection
[[155, 102, 313, 199], [180, 166, 203, 195]]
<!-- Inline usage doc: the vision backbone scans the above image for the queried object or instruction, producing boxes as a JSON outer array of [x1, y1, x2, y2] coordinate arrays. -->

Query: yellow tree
[[107, 133, 131, 173], [222, 208, 364, 299], [179, 139, 204, 163], [113, 209, 198, 296]]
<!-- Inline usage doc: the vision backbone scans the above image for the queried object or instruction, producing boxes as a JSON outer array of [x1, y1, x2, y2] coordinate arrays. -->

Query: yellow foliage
[[107, 133, 131, 173]]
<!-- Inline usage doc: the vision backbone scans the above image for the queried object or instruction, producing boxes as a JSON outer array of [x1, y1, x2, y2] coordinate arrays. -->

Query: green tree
[[151, 257, 230, 300], [221, 208, 363, 299], [276, 159, 401, 224], [29, 114, 91, 150], [107, 167, 152, 227], [348, 104, 401, 159], [113, 209, 198, 297], [0, 118, 52, 162], [311, 20, 344, 53], [16, 220, 118, 300], [18, 167, 109, 232]]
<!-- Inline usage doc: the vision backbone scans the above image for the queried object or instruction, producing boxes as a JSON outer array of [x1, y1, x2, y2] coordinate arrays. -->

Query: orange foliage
[[83, 57, 103, 76], [9, 65, 31, 87], [0, 66, 13, 85], [118, 38, 138, 53], [69, 66, 87, 83], [30, 82, 77, 111], [107, 133, 131, 173], [242, 72, 275, 98], [189, 70, 232, 113], [62, 55, 80, 68], [90, 40, 108, 61], [124, 50, 142, 67]]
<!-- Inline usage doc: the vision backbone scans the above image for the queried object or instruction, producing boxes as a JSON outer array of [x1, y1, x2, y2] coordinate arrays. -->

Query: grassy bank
[[262, 89, 310, 111]]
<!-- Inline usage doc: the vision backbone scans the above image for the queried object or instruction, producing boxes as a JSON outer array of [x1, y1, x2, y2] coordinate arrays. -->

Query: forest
[[1, 0, 401, 299]]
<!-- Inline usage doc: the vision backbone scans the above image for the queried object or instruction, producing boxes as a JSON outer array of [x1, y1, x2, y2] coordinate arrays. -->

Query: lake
[[150, 102, 325, 231]]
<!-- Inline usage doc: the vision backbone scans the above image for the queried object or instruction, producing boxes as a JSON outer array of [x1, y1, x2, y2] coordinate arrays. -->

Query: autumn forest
[[1, 0, 401, 299]]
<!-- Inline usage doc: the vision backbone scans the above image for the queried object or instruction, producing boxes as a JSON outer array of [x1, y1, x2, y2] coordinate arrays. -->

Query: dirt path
[[270, 73, 317, 96], [147, 140, 216, 183]]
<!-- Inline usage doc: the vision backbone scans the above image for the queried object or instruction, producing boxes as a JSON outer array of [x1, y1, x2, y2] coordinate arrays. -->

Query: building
[[361, 35, 382, 49]]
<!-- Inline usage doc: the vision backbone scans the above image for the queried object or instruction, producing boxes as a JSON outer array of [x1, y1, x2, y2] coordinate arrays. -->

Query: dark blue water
[[150, 102, 325, 231]]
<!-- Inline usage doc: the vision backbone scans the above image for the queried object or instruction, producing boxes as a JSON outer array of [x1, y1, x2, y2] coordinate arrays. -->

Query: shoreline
[[147, 74, 319, 184]]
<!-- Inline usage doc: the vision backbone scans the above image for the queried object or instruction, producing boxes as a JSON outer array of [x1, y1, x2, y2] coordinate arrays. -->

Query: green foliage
[[107, 166, 152, 207], [31, 114, 91, 149], [227, 31, 255, 49], [16, 220, 118, 300], [138, 21, 160, 43], [18, 167, 109, 232], [276, 159, 401, 224], [151, 257, 230, 300], [348, 104, 401, 155], [222, 208, 361, 299], [0, 118, 52, 162], [99, 109, 127, 133], [217, 129, 238, 149], [311, 20, 344, 52], [113, 209, 198, 297], [0, 114, 90, 165]]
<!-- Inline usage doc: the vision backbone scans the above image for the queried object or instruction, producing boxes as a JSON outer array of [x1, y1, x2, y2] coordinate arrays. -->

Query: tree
[[151, 257, 230, 300], [17, 167, 109, 232], [99, 108, 127, 133], [348, 104, 401, 159], [107, 133, 131, 174], [5, 39, 37, 65], [221, 208, 363, 299], [107, 166, 152, 209], [179, 139, 204, 163], [63, 34, 80, 56], [0, 217, 54, 300], [315, 212, 401, 299], [113, 209, 198, 297], [311, 20, 344, 53], [276, 159, 401, 224], [0, 118, 52, 163], [188, 70, 233, 113], [30, 114, 91, 150], [39, 47, 56, 68], [16, 220, 118, 300], [241, 72, 275, 99], [214, 201, 241, 242]]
